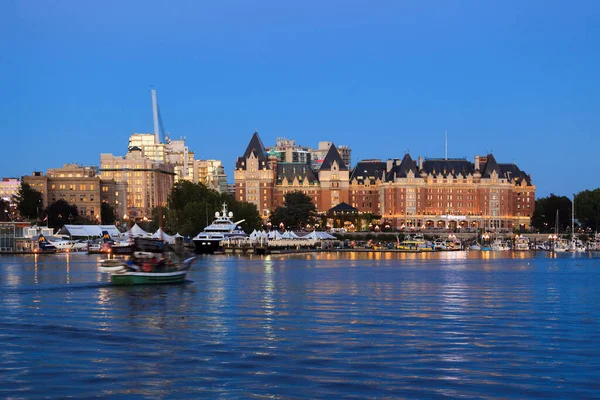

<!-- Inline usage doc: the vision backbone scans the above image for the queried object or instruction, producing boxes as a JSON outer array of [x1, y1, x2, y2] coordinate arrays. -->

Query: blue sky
[[2, 0, 598, 197]]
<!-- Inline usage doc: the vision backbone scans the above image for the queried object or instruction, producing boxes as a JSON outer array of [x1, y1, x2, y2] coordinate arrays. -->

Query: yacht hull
[[193, 238, 221, 254]]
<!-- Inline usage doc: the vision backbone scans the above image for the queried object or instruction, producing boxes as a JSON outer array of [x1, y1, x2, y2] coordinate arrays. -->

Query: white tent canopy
[[281, 230, 301, 239], [174, 233, 184, 238], [268, 230, 284, 240], [59, 224, 121, 238], [125, 223, 151, 237], [304, 231, 337, 240], [152, 228, 176, 244], [249, 230, 269, 240]]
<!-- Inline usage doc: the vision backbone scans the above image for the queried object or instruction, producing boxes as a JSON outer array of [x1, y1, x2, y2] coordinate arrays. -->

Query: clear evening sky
[[2, 1, 598, 198]]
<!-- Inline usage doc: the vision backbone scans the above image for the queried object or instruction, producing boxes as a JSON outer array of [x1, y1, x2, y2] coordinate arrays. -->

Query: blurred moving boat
[[100, 237, 196, 285]]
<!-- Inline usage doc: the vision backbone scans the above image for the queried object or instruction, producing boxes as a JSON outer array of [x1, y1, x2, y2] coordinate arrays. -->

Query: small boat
[[102, 237, 196, 286], [111, 268, 191, 286], [397, 239, 434, 252], [491, 239, 510, 251], [98, 258, 128, 273], [514, 236, 530, 251]]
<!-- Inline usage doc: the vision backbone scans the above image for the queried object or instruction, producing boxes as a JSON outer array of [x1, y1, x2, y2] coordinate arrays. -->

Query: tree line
[[531, 189, 600, 233]]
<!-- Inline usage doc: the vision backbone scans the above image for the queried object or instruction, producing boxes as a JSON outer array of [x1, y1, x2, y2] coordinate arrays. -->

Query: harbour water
[[1, 251, 599, 398]]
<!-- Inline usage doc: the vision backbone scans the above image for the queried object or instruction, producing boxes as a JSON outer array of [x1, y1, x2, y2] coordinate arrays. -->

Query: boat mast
[[572, 194, 575, 247]]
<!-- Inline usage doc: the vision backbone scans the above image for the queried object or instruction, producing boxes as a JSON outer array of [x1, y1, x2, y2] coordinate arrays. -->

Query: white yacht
[[514, 236, 530, 251], [491, 239, 510, 251], [553, 238, 569, 252], [192, 203, 248, 254]]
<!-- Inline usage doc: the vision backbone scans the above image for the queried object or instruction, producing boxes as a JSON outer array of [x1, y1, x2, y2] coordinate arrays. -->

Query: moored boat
[[192, 203, 248, 254], [397, 239, 434, 252], [514, 235, 530, 251], [491, 239, 510, 251]]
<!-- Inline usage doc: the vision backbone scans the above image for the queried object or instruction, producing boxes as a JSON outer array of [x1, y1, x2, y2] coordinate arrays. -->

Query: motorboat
[[433, 239, 445, 250], [514, 236, 530, 251], [192, 203, 248, 254], [102, 237, 196, 285], [553, 239, 569, 252], [397, 239, 434, 252], [98, 258, 128, 273], [491, 239, 510, 251]]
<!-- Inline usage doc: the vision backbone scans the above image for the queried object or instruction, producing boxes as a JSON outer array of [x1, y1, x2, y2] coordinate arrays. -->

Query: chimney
[[474, 155, 480, 171], [418, 156, 423, 171], [386, 159, 393, 172]]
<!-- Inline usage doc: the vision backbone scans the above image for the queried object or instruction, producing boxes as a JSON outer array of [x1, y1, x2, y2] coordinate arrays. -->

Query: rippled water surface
[[1, 251, 600, 399]]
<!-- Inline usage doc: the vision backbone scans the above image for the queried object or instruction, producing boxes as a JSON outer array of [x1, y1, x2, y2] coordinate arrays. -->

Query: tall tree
[[101, 202, 116, 225], [14, 182, 43, 221], [47, 199, 78, 229], [168, 181, 220, 211], [531, 194, 572, 233], [575, 188, 600, 231], [225, 196, 262, 232], [270, 191, 317, 230], [161, 182, 261, 235], [0, 199, 8, 222]]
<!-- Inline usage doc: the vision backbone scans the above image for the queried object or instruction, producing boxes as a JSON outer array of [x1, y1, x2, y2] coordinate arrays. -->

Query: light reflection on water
[[0, 251, 599, 398]]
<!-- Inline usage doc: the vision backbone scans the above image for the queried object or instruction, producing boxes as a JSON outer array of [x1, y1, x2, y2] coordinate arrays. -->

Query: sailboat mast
[[572, 194, 575, 244]]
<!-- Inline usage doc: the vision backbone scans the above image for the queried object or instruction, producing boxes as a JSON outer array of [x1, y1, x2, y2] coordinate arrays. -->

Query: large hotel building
[[23, 164, 124, 222], [235, 132, 535, 230]]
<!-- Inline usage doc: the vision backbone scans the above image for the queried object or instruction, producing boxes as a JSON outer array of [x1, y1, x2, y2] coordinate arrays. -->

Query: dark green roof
[[385, 154, 418, 181], [320, 144, 348, 171], [481, 154, 502, 178], [329, 202, 358, 214], [351, 160, 386, 184], [422, 158, 474, 178], [236, 132, 268, 170], [277, 163, 319, 185]]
